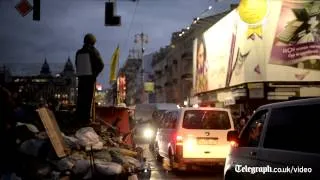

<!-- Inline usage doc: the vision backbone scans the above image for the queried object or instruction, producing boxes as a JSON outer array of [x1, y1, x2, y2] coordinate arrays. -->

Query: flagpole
[[109, 44, 120, 107], [116, 44, 120, 106]]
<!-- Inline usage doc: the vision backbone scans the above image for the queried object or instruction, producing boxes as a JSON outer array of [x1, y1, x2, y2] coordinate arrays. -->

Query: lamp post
[[134, 32, 148, 103]]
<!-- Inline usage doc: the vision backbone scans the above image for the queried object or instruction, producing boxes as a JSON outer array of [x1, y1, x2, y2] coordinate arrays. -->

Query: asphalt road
[[138, 144, 224, 180]]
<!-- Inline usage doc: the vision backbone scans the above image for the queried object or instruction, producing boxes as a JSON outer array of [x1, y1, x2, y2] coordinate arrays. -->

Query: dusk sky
[[0, 0, 238, 86]]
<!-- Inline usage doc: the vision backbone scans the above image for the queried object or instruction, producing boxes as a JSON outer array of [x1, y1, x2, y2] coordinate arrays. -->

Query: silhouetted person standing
[[75, 33, 104, 125], [0, 86, 18, 177]]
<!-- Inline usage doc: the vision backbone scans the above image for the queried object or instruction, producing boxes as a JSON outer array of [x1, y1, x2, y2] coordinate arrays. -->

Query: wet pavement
[[138, 144, 224, 180]]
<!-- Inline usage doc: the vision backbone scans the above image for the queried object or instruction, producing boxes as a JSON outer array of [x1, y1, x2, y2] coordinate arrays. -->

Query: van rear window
[[183, 110, 231, 130]]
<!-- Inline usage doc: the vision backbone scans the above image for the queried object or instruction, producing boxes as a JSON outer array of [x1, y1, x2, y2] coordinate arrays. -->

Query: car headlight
[[143, 128, 153, 138]]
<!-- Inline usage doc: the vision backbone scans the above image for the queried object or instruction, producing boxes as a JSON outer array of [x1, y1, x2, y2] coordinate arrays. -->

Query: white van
[[134, 103, 178, 141], [155, 107, 235, 170]]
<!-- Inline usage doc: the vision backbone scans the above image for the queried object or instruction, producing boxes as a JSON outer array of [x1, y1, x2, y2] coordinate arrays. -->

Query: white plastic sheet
[[16, 122, 39, 133], [75, 127, 103, 150]]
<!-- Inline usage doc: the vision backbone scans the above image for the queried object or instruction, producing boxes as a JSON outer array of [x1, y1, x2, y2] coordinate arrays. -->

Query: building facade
[[117, 53, 155, 106], [192, 1, 320, 116], [136, 53, 156, 104], [5, 58, 77, 105], [0, 65, 12, 85], [119, 58, 141, 106], [152, 7, 235, 105]]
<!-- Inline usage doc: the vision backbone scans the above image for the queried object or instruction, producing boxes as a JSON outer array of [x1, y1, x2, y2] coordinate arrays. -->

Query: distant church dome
[[62, 57, 75, 77], [40, 58, 52, 76]]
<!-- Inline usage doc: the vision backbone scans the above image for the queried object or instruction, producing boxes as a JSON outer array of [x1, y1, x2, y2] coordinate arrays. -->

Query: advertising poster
[[193, 11, 236, 94], [270, 0, 320, 71]]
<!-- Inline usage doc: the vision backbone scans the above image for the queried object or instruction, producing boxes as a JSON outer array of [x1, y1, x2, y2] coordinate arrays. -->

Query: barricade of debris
[[13, 107, 150, 180]]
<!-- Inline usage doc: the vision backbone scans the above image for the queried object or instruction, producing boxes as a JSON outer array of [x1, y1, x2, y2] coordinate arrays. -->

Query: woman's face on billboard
[[197, 42, 205, 67]]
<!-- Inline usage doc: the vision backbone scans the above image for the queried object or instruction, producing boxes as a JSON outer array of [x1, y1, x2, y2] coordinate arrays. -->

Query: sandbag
[[16, 122, 39, 133], [119, 148, 138, 157], [37, 165, 52, 177], [124, 156, 141, 169], [85, 141, 103, 151], [109, 150, 128, 165], [108, 147, 138, 157], [94, 150, 112, 162], [53, 157, 74, 171], [62, 134, 80, 150], [72, 160, 91, 175], [69, 151, 87, 162], [75, 127, 103, 149], [94, 160, 123, 176], [19, 139, 46, 157]]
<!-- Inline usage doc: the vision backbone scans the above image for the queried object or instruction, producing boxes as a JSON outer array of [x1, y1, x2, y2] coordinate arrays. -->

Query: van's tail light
[[176, 135, 183, 145], [230, 140, 238, 148], [176, 135, 183, 162]]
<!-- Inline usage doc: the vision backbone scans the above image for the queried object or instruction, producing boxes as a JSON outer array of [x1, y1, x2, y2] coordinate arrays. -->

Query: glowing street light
[[208, 6, 212, 10]]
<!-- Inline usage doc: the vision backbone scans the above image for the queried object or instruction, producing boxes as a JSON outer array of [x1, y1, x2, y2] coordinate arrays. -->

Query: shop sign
[[144, 82, 155, 92], [248, 83, 264, 89], [232, 88, 247, 97], [300, 87, 320, 97], [249, 88, 264, 98], [217, 91, 236, 105], [224, 98, 236, 106]]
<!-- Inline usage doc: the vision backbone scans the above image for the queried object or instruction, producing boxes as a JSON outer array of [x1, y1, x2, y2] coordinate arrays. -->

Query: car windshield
[[183, 110, 231, 130]]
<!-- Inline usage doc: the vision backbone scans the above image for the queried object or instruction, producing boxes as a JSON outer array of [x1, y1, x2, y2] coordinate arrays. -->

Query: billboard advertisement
[[193, 0, 320, 94], [193, 11, 238, 94], [269, 0, 320, 81]]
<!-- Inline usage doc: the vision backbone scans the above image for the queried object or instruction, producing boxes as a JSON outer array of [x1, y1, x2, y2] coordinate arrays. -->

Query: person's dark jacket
[[0, 86, 18, 173], [75, 44, 104, 78]]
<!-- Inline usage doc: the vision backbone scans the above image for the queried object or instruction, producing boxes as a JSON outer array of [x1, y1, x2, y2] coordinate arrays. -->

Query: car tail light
[[175, 135, 183, 161], [230, 140, 238, 148], [176, 135, 183, 145]]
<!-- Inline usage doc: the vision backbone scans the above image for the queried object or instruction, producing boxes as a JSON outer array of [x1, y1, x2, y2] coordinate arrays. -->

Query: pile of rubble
[[15, 111, 150, 180]]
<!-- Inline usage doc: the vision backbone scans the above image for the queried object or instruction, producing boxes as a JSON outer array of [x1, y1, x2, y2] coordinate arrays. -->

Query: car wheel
[[169, 151, 177, 171]]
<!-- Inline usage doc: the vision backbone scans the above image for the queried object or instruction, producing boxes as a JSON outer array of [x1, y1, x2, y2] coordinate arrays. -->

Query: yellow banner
[[109, 45, 120, 84]]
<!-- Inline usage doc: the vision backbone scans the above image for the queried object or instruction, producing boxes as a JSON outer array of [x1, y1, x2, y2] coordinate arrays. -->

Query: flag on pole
[[109, 44, 120, 84]]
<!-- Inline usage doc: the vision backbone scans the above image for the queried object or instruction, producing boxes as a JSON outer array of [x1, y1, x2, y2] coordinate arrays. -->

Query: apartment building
[[152, 9, 234, 105], [119, 57, 141, 106]]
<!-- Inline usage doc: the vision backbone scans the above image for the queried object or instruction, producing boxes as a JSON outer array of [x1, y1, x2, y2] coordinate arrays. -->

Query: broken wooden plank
[[37, 107, 70, 158]]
